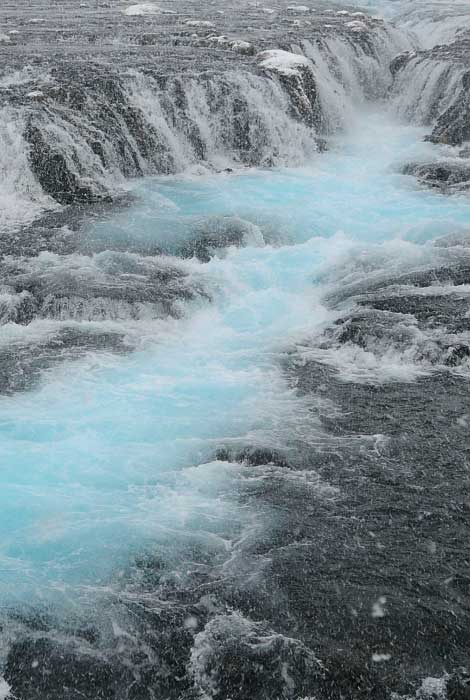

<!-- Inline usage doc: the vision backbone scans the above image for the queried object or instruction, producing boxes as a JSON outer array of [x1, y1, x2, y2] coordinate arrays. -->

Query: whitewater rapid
[[1, 108, 469, 611]]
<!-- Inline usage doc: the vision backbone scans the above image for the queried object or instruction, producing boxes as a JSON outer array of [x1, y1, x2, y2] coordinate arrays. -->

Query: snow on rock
[[230, 40, 254, 54], [257, 49, 312, 76], [123, 4, 162, 15], [372, 653, 392, 663], [346, 20, 368, 32], [287, 5, 310, 13], [207, 34, 229, 44], [206, 35, 253, 54], [186, 20, 216, 28], [393, 676, 448, 699], [416, 676, 447, 699]]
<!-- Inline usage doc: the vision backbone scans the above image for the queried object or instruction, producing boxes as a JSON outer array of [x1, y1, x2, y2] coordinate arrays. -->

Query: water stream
[[1, 109, 469, 610]]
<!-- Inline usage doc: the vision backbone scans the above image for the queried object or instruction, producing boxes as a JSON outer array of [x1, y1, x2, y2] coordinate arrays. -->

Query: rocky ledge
[[0, 0, 410, 213]]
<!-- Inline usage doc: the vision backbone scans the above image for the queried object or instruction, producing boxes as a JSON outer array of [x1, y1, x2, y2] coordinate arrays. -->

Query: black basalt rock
[[403, 161, 470, 191], [445, 344, 470, 366], [390, 50, 417, 77], [25, 122, 107, 205], [428, 71, 470, 146], [264, 61, 325, 132], [191, 613, 325, 700], [448, 668, 470, 700], [5, 637, 130, 700]]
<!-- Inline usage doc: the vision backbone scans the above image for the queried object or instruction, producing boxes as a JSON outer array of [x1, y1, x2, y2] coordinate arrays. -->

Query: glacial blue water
[[1, 110, 469, 608], [89, 113, 470, 248]]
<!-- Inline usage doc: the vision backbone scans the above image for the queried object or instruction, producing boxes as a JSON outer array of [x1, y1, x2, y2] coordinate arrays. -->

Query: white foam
[[0, 108, 59, 232], [127, 69, 320, 170], [1, 103, 470, 613], [0, 680, 10, 700]]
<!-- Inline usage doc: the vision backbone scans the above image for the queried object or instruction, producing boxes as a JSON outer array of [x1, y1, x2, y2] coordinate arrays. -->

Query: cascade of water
[[1, 1, 470, 697], [1, 109, 470, 604], [392, 54, 467, 125], [0, 16, 413, 230]]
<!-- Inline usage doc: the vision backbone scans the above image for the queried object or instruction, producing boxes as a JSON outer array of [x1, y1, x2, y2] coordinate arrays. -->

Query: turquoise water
[[1, 110, 469, 606], [88, 112, 470, 249]]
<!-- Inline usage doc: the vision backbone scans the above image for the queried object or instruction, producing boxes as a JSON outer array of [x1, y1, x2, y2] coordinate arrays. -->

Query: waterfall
[[2, 1, 470, 698], [392, 52, 467, 124], [0, 19, 412, 231]]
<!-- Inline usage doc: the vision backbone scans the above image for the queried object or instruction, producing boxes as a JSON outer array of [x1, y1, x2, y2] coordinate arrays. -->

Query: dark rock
[[428, 70, 470, 146], [258, 52, 325, 131], [26, 121, 109, 205], [0, 328, 128, 395], [318, 653, 389, 700], [448, 668, 470, 700], [215, 445, 290, 467], [445, 344, 470, 366], [403, 161, 470, 191], [390, 50, 417, 76], [191, 613, 324, 700], [434, 231, 470, 247], [5, 637, 130, 700], [0, 251, 204, 325], [176, 216, 263, 261]]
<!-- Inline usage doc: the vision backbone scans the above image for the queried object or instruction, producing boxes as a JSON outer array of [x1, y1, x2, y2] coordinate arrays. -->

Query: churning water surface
[[1, 109, 469, 609]]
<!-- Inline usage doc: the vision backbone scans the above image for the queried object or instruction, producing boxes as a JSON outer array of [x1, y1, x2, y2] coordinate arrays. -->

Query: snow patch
[[186, 20, 216, 28], [230, 40, 253, 54], [372, 653, 392, 663], [257, 49, 312, 76], [417, 677, 447, 699], [372, 596, 387, 618], [123, 3, 162, 16], [287, 5, 310, 13], [207, 35, 253, 53], [346, 20, 368, 32]]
